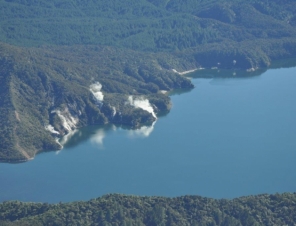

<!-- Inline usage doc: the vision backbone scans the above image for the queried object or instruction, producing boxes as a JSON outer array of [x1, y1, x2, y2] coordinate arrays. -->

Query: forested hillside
[[1, 193, 296, 226], [1, 0, 296, 54], [1, 0, 296, 161], [1, 0, 296, 69], [0, 43, 193, 162]]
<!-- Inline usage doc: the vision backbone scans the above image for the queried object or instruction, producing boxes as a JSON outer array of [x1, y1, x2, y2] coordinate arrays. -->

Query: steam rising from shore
[[90, 82, 104, 102], [128, 96, 156, 118]]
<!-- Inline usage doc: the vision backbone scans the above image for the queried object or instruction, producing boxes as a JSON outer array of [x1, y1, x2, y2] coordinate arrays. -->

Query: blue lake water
[[1, 65, 296, 203]]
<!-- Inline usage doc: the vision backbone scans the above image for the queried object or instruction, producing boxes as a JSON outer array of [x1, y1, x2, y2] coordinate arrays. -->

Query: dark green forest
[[1, 193, 296, 226], [0, 0, 296, 160], [1, 0, 296, 66]]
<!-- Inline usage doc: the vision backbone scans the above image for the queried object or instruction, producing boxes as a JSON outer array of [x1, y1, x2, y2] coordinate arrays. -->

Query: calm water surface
[[1, 66, 296, 203]]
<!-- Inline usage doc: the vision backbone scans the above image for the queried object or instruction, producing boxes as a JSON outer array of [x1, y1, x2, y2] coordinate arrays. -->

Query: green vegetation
[[1, 0, 296, 223], [0, 43, 193, 162], [0, 0, 296, 161], [1, 193, 296, 225], [1, 0, 296, 68]]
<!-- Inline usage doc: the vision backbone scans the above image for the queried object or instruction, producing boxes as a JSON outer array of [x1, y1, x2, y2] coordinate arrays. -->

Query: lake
[[1, 64, 296, 203]]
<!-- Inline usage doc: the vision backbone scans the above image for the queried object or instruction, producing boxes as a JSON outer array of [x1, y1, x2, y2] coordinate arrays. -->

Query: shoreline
[[0, 157, 34, 164], [2, 58, 296, 164], [172, 68, 199, 75]]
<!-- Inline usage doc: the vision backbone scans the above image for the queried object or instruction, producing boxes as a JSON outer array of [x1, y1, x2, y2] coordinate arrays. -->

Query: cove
[[1, 64, 296, 203]]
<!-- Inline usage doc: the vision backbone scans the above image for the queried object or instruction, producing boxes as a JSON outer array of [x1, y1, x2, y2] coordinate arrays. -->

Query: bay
[[1, 64, 296, 203]]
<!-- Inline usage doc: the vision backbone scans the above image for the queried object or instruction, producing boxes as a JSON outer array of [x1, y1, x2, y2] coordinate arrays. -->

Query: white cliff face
[[90, 82, 104, 103], [128, 96, 157, 118], [52, 108, 79, 132], [46, 107, 79, 150], [45, 124, 60, 135], [172, 68, 198, 75], [112, 106, 116, 117], [55, 138, 63, 149]]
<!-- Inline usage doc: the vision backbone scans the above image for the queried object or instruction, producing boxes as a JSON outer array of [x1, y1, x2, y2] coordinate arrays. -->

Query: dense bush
[[1, 193, 296, 226]]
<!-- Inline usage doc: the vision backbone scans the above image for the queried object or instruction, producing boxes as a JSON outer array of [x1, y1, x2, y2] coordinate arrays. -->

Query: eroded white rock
[[45, 124, 60, 135]]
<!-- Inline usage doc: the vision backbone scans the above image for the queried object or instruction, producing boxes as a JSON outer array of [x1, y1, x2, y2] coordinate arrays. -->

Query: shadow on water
[[168, 87, 194, 97], [269, 58, 296, 69], [157, 111, 170, 118], [189, 58, 296, 79], [189, 68, 268, 79]]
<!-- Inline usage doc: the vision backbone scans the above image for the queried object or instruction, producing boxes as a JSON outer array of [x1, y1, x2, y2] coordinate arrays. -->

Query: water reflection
[[190, 58, 296, 79], [269, 58, 296, 69], [59, 122, 156, 149], [59, 130, 78, 146], [190, 68, 267, 79], [90, 128, 107, 146], [58, 125, 111, 149], [168, 87, 194, 96], [128, 121, 156, 138]]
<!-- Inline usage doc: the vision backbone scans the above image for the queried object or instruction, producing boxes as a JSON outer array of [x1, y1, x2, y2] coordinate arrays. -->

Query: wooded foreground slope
[[1, 193, 296, 226], [1, 0, 296, 162]]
